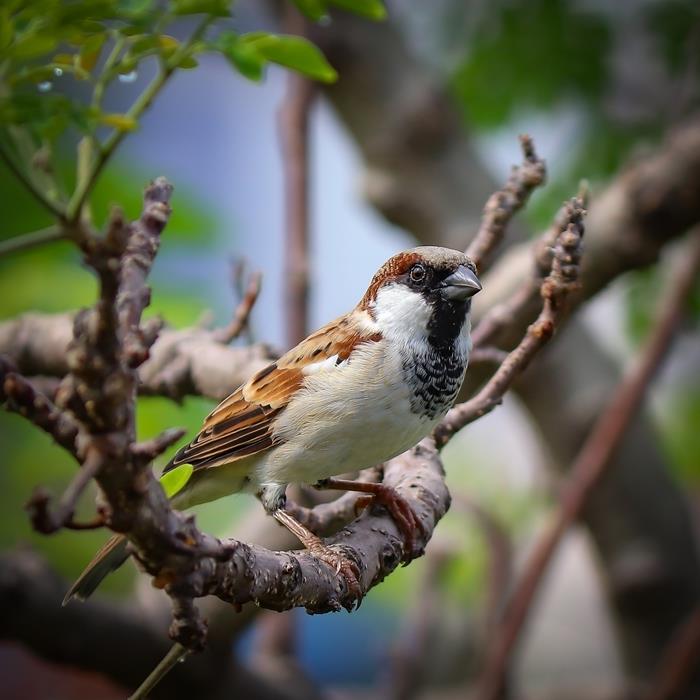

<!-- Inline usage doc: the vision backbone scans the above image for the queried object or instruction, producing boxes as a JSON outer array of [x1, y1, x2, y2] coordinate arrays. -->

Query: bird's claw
[[357, 484, 427, 561], [306, 542, 363, 606]]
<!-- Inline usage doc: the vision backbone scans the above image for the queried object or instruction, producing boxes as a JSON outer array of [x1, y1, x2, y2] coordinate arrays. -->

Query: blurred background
[[1, 1, 699, 698]]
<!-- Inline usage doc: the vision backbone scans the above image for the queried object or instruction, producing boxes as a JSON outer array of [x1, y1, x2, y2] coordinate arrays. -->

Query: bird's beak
[[441, 265, 482, 301]]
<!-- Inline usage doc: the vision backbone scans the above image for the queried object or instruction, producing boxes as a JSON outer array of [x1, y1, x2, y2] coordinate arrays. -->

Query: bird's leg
[[259, 484, 361, 601], [272, 509, 362, 602], [314, 478, 426, 559]]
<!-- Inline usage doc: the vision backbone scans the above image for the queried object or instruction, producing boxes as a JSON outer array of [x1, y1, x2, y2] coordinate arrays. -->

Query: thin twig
[[213, 269, 262, 343], [478, 231, 700, 700], [435, 202, 585, 447], [471, 196, 586, 349], [0, 144, 65, 219], [118, 177, 174, 367], [131, 427, 187, 463], [0, 225, 66, 256], [128, 642, 191, 700], [279, 9, 315, 346], [466, 134, 546, 272], [647, 606, 700, 700], [26, 450, 104, 534], [0, 358, 79, 457], [469, 346, 510, 366]]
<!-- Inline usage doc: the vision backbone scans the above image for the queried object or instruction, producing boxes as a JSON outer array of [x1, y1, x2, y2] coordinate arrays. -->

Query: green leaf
[[241, 33, 337, 83], [328, 0, 386, 20], [217, 32, 265, 81], [292, 0, 328, 21], [10, 33, 59, 60], [177, 54, 199, 69], [160, 463, 193, 498]]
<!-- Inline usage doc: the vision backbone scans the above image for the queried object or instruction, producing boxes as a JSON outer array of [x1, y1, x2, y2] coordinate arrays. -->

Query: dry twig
[[435, 200, 585, 447], [213, 268, 262, 344], [466, 134, 546, 272]]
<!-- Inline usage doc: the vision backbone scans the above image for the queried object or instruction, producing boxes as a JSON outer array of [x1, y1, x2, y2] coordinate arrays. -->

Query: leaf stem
[[0, 225, 66, 257], [128, 643, 190, 700]]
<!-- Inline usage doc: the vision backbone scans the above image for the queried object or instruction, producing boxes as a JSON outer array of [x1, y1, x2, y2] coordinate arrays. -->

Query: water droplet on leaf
[[37, 81, 53, 92], [53, 67, 63, 77]]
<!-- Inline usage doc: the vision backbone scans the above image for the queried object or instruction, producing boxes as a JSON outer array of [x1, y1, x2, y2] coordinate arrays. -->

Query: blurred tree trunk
[[306, 10, 700, 694]]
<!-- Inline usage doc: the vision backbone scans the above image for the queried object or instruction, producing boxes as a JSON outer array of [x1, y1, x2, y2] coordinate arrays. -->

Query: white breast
[[255, 340, 438, 487]]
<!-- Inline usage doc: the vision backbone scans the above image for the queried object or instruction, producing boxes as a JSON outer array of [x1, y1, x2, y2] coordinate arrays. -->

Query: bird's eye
[[409, 264, 426, 284]]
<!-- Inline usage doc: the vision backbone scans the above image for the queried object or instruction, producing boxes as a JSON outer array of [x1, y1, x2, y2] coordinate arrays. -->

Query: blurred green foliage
[[452, 0, 610, 129]]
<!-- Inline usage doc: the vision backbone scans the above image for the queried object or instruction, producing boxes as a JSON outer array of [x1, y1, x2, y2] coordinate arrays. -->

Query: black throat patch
[[426, 297, 471, 348]]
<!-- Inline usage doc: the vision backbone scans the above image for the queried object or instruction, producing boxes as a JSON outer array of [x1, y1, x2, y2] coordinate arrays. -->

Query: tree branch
[[435, 199, 585, 446], [0, 357, 80, 458], [0, 313, 275, 402], [478, 231, 700, 700]]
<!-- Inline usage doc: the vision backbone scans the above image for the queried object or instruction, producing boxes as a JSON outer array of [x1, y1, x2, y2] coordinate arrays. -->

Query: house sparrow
[[64, 246, 481, 604]]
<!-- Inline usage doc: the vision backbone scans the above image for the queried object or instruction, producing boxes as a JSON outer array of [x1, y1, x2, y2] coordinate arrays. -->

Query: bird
[[64, 246, 481, 605]]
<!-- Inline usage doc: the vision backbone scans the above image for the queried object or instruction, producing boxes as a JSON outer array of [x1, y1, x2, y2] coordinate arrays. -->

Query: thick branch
[[165, 439, 448, 614], [0, 313, 274, 402]]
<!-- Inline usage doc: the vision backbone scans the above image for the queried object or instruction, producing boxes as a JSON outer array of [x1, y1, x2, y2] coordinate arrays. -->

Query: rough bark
[[0, 312, 274, 402]]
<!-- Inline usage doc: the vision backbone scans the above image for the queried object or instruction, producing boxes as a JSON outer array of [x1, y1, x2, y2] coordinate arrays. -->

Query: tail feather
[[62, 534, 129, 606]]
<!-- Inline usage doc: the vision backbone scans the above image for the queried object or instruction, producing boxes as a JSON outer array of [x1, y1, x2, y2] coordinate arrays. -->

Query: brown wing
[[165, 312, 381, 473]]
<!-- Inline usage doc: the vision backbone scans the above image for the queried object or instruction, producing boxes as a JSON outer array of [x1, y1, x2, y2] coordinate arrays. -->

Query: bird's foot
[[272, 508, 362, 607], [304, 540, 362, 605], [358, 484, 427, 561]]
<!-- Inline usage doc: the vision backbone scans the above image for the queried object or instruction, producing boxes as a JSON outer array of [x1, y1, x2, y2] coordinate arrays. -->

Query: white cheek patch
[[373, 284, 432, 340]]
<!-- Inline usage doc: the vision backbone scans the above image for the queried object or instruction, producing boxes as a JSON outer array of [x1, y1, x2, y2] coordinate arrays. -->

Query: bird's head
[[359, 246, 481, 346]]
